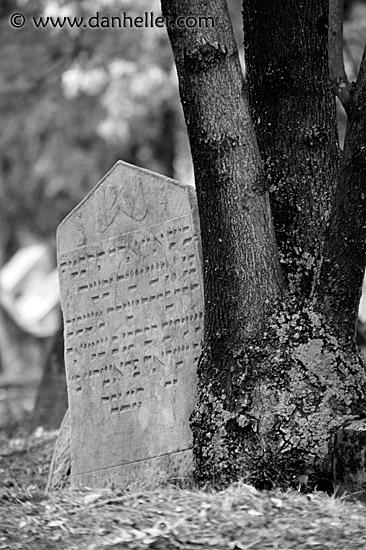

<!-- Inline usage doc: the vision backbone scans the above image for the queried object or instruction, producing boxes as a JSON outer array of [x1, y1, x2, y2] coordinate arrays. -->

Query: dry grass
[[1, 430, 366, 549]]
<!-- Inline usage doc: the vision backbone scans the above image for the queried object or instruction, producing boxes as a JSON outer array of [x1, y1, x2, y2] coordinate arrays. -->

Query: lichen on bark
[[191, 299, 366, 489], [162, 0, 366, 490]]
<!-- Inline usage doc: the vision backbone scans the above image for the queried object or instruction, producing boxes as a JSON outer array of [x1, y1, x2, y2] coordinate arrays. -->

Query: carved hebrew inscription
[[58, 165, 203, 486]]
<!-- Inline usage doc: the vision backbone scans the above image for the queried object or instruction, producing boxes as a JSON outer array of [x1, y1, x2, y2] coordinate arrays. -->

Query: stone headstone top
[[57, 161, 203, 488]]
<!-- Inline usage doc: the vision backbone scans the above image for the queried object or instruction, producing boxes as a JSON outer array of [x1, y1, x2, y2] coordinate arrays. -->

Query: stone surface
[[334, 418, 366, 490], [46, 409, 71, 492], [57, 161, 203, 488]]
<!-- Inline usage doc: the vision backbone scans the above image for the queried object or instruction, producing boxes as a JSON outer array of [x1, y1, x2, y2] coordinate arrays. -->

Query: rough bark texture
[[161, 0, 284, 486], [315, 47, 366, 339], [162, 0, 283, 335], [243, 0, 340, 297], [159, 0, 366, 489], [235, 0, 366, 488]]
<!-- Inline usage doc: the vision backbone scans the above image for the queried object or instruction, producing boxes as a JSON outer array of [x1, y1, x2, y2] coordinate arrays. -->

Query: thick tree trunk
[[162, 0, 366, 488], [238, 0, 366, 487], [243, 0, 340, 297], [239, 0, 366, 487], [161, 0, 284, 486]]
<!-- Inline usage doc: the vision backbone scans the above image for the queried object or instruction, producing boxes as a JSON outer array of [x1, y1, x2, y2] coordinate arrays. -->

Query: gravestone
[[57, 161, 203, 488]]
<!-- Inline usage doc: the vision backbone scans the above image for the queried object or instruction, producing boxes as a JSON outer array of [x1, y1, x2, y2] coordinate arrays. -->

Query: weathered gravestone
[[57, 161, 203, 488]]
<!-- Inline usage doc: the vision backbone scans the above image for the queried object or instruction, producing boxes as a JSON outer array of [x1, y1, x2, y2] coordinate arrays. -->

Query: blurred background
[[0, 0, 365, 434]]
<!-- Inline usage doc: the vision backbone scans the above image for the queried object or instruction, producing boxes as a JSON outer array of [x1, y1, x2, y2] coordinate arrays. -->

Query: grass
[[1, 428, 366, 549]]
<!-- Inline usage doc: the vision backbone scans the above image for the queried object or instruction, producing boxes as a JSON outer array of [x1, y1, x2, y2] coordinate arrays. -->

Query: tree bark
[[243, 0, 340, 297], [161, 0, 284, 486], [237, 0, 366, 488], [314, 46, 366, 339], [161, 0, 366, 489], [242, 0, 366, 343]]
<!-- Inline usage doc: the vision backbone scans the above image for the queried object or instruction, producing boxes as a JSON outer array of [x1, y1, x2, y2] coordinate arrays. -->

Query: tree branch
[[328, 0, 352, 109], [313, 43, 366, 340]]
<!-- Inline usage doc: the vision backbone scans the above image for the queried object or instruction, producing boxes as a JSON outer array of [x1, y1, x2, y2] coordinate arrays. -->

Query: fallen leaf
[[270, 498, 284, 508], [83, 493, 103, 506], [48, 519, 67, 527], [247, 510, 263, 516]]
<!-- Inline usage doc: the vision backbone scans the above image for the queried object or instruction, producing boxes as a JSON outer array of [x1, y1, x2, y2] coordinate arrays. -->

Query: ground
[[1, 428, 366, 549]]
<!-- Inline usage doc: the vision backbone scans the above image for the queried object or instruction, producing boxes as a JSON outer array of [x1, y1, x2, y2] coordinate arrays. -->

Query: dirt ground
[[1, 428, 366, 549]]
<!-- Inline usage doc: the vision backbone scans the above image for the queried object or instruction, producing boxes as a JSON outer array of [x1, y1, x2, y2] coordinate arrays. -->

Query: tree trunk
[[32, 327, 68, 431], [161, 0, 284, 487], [238, 0, 366, 488], [314, 46, 366, 338], [243, 0, 340, 296], [237, 0, 366, 487], [162, 0, 366, 488]]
